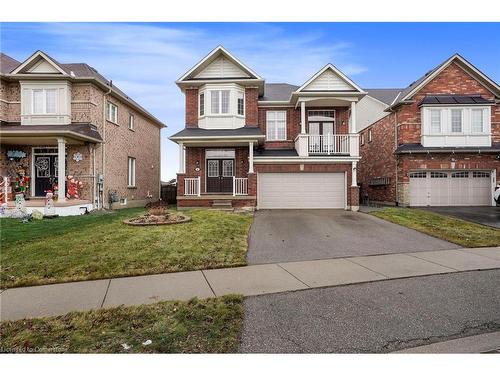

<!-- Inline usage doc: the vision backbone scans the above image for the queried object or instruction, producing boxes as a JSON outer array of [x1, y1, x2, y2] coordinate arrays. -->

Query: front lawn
[[0, 295, 243, 353], [0, 208, 253, 288], [372, 207, 500, 247]]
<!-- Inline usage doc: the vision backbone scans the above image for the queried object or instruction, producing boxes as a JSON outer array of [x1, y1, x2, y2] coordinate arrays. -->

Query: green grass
[[0, 295, 243, 353], [372, 207, 500, 247], [0, 208, 253, 289]]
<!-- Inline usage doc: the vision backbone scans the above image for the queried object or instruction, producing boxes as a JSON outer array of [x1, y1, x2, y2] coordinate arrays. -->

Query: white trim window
[[210, 90, 230, 114], [368, 129, 373, 142], [128, 157, 136, 187], [360, 133, 365, 145], [237, 91, 245, 116], [32, 88, 57, 114], [199, 92, 205, 116], [430, 109, 442, 134], [106, 101, 118, 123], [451, 109, 462, 133], [471, 109, 484, 133], [266, 111, 287, 141], [128, 113, 135, 130]]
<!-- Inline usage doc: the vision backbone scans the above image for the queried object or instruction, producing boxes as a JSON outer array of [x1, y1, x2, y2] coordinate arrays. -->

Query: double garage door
[[258, 172, 345, 209], [409, 170, 492, 206]]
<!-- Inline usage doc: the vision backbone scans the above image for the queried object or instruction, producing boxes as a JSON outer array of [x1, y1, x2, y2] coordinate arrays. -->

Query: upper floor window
[[451, 109, 462, 133], [32, 88, 57, 114], [360, 133, 365, 145], [368, 129, 373, 142], [199, 93, 205, 116], [128, 113, 135, 130], [210, 90, 230, 114], [237, 92, 244, 116], [471, 109, 483, 133], [106, 101, 118, 124], [266, 111, 287, 141], [430, 109, 441, 134]]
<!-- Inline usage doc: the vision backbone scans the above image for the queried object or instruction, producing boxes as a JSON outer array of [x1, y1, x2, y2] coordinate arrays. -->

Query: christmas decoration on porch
[[13, 168, 30, 200], [66, 175, 84, 199], [44, 190, 57, 217]]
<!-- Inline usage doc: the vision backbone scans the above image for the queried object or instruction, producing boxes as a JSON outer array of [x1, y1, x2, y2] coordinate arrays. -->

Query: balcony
[[295, 133, 359, 157]]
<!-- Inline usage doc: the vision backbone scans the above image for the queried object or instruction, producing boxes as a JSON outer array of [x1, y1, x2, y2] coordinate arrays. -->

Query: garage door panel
[[409, 170, 492, 207], [258, 173, 345, 209]]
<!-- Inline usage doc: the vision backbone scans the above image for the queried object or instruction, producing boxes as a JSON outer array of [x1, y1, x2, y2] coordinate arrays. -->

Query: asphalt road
[[422, 206, 500, 229], [240, 269, 500, 353], [247, 210, 459, 264]]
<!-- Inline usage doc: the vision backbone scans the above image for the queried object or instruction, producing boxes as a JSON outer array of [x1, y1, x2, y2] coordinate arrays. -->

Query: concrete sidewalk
[[1, 247, 499, 321]]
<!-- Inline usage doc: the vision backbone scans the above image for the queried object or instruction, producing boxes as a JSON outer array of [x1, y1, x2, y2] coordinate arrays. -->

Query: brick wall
[[245, 87, 259, 126], [185, 88, 199, 128], [358, 113, 397, 203], [0, 79, 21, 122]]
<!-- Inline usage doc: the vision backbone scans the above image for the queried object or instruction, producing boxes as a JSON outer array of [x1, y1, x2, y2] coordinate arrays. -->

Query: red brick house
[[170, 46, 363, 210], [1, 51, 165, 215], [358, 54, 500, 207]]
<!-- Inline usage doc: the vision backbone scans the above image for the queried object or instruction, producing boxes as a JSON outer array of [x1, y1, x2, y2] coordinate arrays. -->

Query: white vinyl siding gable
[[303, 69, 355, 91], [194, 56, 250, 79], [266, 111, 287, 141]]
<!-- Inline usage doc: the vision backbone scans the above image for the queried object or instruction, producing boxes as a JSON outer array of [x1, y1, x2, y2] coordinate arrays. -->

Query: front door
[[34, 155, 58, 196], [206, 159, 234, 193]]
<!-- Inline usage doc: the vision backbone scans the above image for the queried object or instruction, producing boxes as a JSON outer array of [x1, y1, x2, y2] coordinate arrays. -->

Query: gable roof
[[177, 46, 263, 82], [260, 83, 299, 102], [388, 53, 500, 110], [3, 51, 165, 128], [364, 88, 402, 105], [296, 64, 365, 93], [0, 53, 21, 74]]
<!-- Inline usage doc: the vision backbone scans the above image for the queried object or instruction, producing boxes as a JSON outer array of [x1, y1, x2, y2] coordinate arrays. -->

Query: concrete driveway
[[422, 206, 500, 229], [247, 210, 459, 264]]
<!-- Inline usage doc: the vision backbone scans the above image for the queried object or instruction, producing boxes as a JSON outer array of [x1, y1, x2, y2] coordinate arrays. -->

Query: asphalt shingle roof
[[261, 83, 299, 101], [364, 88, 402, 105], [170, 126, 264, 139], [0, 53, 21, 74]]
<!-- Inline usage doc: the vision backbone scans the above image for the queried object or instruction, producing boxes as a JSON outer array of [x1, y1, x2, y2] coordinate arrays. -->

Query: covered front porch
[[169, 127, 264, 208], [0, 123, 102, 215]]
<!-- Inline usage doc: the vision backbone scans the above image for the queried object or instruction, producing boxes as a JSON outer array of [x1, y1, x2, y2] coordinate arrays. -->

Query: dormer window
[[32, 88, 57, 114]]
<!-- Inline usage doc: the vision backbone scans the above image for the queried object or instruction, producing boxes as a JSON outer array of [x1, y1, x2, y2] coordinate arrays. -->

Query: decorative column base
[[350, 185, 360, 212]]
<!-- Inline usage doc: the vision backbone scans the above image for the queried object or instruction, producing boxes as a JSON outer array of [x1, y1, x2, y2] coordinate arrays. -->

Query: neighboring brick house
[[170, 46, 364, 210], [0, 51, 165, 215], [357, 54, 500, 207]]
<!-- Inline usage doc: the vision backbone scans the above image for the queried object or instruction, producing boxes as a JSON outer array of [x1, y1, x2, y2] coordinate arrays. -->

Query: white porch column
[[178, 142, 185, 174], [248, 141, 254, 173], [57, 137, 66, 202], [300, 101, 306, 134], [350, 101, 357, 133], [351, 161, 358, 187]]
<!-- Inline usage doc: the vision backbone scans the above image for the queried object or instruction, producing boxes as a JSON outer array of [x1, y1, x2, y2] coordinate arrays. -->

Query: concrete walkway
[[1, 247, 500, 321]]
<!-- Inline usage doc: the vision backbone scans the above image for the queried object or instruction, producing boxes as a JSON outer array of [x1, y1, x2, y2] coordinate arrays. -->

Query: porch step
[[211, 199, 233, 211]]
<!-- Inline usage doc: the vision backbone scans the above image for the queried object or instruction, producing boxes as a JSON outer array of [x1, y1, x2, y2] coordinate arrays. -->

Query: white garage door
[[409, 170, 492, 206], [258, 172, 345, 209]]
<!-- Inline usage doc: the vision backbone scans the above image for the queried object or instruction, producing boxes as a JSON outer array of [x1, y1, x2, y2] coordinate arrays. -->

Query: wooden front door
[[34, 155, 58, 196], [206, 159, 234, 193]]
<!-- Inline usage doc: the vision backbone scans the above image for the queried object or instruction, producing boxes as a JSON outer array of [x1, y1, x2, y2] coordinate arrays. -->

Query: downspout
[[102, 80, 112, 209]]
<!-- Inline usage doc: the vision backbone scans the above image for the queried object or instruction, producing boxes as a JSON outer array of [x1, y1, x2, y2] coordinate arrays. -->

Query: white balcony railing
[[233, 177, 248, 196], [184, 177, 201, 196], [295, 134, 359, 157]]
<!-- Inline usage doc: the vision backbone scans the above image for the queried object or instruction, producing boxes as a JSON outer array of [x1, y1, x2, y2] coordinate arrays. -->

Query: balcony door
[[309, 122, 334, 153]]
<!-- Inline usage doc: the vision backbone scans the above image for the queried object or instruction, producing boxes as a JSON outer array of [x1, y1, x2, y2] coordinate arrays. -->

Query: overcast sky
[[2, 22, 499, 180]]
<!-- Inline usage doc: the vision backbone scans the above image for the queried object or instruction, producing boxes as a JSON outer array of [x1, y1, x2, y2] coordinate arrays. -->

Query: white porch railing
[[295, 134, 359, 157], [233, 177, 248, 196], [184, 177, 201, 196]]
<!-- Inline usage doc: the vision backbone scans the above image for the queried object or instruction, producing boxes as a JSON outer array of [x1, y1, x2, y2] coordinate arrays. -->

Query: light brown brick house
[[357, 54, 500, 207], [0, 51, 165, 215], [170, 46, 364, 210]]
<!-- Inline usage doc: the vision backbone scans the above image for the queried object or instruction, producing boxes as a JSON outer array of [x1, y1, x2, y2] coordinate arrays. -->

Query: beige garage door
[[258, 172, 345, 209], [409, 170, 492, 206]]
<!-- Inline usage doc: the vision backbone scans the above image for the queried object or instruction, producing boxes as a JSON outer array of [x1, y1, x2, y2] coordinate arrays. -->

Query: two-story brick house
[[0, 51, 165, 215], [170, 46, 363, 210], [357, 54, 500, 207]]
